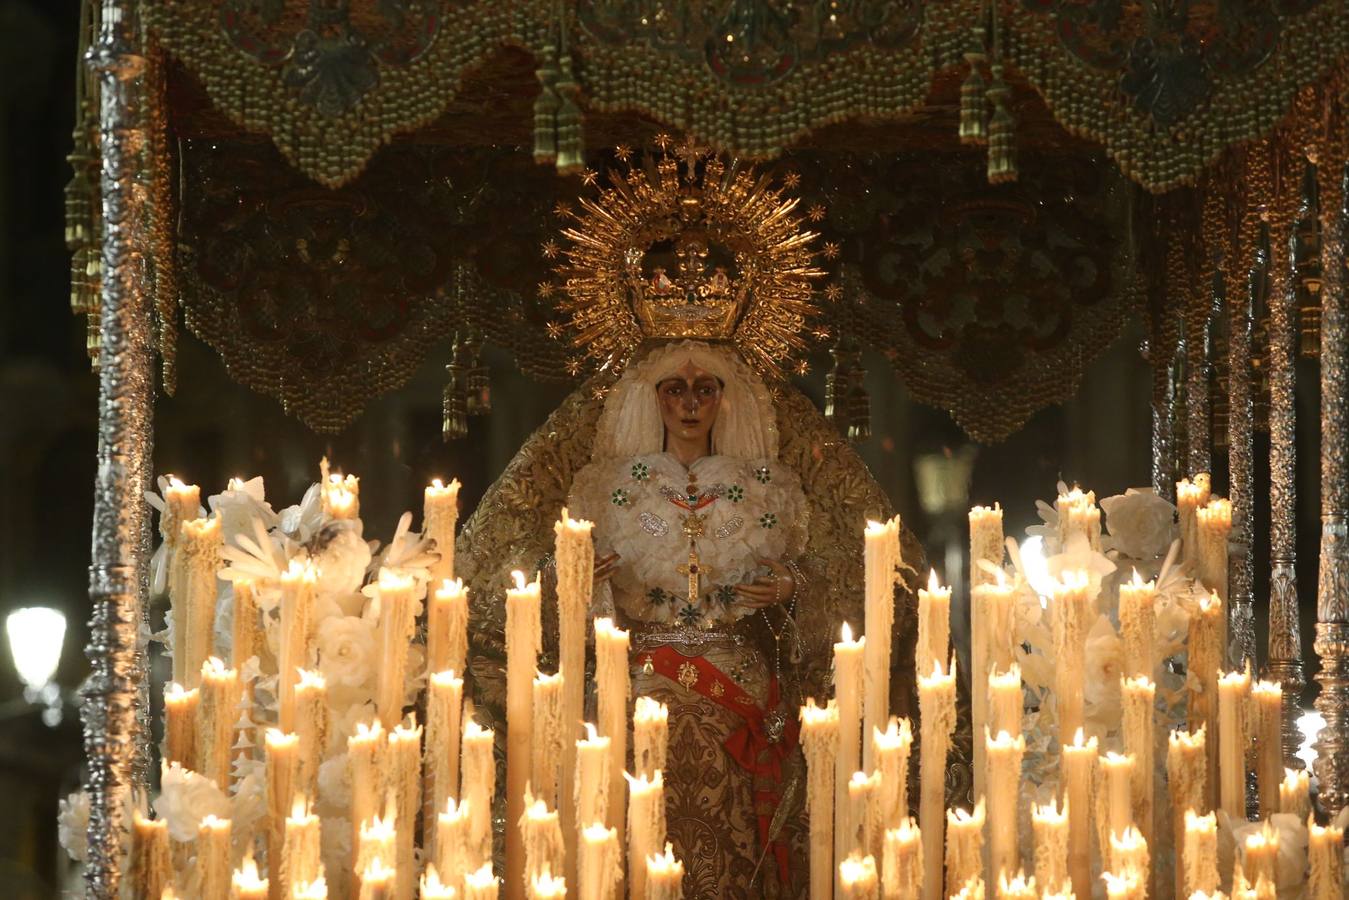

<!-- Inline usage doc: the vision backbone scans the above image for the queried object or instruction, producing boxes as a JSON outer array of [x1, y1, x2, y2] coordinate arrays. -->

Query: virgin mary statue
[[454, 145, 925, 899]]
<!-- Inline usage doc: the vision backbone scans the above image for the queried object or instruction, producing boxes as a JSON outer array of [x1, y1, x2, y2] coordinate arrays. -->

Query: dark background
[[0, 0, 1328, 895]]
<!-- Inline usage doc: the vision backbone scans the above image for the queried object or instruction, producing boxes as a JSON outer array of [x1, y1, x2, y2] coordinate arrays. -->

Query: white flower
[[1082, 614, 1122, 737], [1101, 489, 1178, 561], [1046, 533, 1116, 604], [362, 512, 438, 611], [154, 761, 230, 842], [57, 790, 90, 862], [1228, 813, 1308, 897], [311, 523, 372, 598], [230, 765, 267, 842], [330, 698, 378, 748], [220, 518, 293, 611], [317, 616, 377, 689], [317, 754, 352, 817], [207, 477, 278, 547], [280, 483, 324, 543]]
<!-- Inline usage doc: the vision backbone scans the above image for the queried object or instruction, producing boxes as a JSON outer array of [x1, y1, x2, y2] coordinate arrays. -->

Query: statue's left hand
[[733, 557, 795, 608]]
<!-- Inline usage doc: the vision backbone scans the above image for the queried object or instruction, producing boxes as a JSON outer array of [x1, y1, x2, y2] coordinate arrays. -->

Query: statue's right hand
[[594, 552, 621, 584]]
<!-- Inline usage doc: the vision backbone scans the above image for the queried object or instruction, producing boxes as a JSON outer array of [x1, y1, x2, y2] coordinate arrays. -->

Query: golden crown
[[546, 138, 824, 378]]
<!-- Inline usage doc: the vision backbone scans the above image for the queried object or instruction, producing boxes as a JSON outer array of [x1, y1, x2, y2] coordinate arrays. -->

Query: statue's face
[[656, 361, 723, 446]]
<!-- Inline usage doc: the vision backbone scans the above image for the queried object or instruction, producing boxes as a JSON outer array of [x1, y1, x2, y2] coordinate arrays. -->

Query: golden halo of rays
[[551, 143, 827, 380]]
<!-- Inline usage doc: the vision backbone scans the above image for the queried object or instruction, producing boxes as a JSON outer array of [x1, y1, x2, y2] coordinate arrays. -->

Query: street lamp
[[6, 607, 66, 726]]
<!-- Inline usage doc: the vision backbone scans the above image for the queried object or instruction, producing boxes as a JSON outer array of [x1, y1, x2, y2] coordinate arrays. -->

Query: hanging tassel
[[985, 65, 1018, 184], [442, 336, 470, 442], [554, 53, 585, 176], [533, 43, 560, 166], [464, 330, 491, 415], [959, 26, 988, 146]]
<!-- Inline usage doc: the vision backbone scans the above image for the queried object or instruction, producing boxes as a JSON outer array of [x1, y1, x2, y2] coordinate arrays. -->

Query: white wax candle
[[532, 671, 565, 810], [633, 696, 669, 779], [1280, 767, 1311, 820], [1242, 822, 1279, 887], [1031, 797, 1068, 892], [347, 719, 387, 871], [436, 799, 471, 897], [801, 698, 839, 900], [423, 477, 461, 585], [463, 715, 497, 869], [916, 569, 951, 685], [1217, 665, 1251, 821], [839, 852, 880, 899], [1309, 819, 1344, 900], [575, 722, 611, 833], [1182, 809, 1219, 896], [229, 851, 268, 900], [389, 719, 422, 900], [1121, 675, 1155, 860], [1188, 592, 1223, 810], [174, 514, 222, 689], [986, 728, 1025, 884], [971, 569, 1015, 803], [917, 659, 956, 900], [1168, 728, 1208, 898], [264, 729, 299, 887], [278, 560, 318, 732], [282, 798, 322, 898], [864, 516, 901, 772], [164, 682, 198, 771], [521, 794, 565, 889], [130, 810, 171, 900], [506, 571, 543, 900], [427, 578, 469, 678], [626, 771, 665, 900], [835, 622, 866, 883], [969, 503, 1005, 590], [196, 814, 232, 899], [1051, 571, 1090, 746], [848, 769, 880, 858], [988, 664, 1022, 737], [554, 508, 594, 893], [881, 818, 921, 900], [594, 617, 629, 838], [579, 823, 620, 900], [995, 870, 1036, 900], [292, 667, 327, 799], [421, 866, 457, 900], [872, 717, 913, 833], [645, 843, 684, 900], [426, 669, 464, 851], [1118, 570, 1157, 681], [376, 569, 417, 729], [1107, 825, 1149, 892], [464, 865, 501, 900], [944, 800, 985, 898], [1062, 729, 1097, 900], [1251, 680, 1283, 817]]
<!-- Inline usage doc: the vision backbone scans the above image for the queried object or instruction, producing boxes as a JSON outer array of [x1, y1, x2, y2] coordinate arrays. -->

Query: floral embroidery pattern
[[647, 587, 674, 606], [611, 488, 630, 506], [726, 484, 745, 502], [677, 661, 700, 689], [630, 462, 649, 481], [677, 604, 702, 626], [714, 584, 737, 606], [754, 466, 772, 484], [759, 512, 778, 529]]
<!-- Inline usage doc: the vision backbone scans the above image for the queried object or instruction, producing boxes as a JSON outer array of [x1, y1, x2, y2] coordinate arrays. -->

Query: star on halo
[[822, 241, 841, 260], [782, 172, 802, 189], [794, 360, 811, 376], [541, 240, 560, 259], [538, 282, 557, 299], [824, 284, 843, 301], [553, 200, 573, 218], [614, 144, 633, 162], [545, 320, 564, 338], [808, 204, 827, 222], [581, 168, 599, 186], [654, 133, 673, 151]]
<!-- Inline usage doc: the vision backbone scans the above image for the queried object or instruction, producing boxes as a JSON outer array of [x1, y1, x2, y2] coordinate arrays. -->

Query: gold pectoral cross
[[676, 542, 713, 607]]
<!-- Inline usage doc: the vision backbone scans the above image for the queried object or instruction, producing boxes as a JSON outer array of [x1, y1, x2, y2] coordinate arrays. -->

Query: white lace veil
[[590, 340, 779, 462]]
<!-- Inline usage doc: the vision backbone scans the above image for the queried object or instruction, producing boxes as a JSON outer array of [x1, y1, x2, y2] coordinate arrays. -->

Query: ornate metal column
[[83, 0, 154, 895], [1227, 214, 1260, 671], [1266, 155, 1309, 767], [1313, 131, 1349, 814], [1186, 281, 1214, 478], [1150, 338, 1178, 502]]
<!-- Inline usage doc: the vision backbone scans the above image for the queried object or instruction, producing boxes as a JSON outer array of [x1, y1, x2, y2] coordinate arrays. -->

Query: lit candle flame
[[927, 569, 940, 593], [841, 621, 853, 643]]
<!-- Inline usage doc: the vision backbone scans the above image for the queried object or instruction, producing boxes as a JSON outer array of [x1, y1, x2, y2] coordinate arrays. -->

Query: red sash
[[645, 645, 800, 886]]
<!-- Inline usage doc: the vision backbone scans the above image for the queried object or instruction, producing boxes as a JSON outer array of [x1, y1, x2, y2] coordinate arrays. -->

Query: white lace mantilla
[[569, 452, 806, 626]]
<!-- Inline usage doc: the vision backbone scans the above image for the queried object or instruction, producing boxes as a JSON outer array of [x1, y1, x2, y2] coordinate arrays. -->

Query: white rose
[[1101, 489, 1178, 561], [317, 754, 353, 817], [317, 616, 377, 689], [57, 790, 90, 862], [207, 477, 277, 546], [154, 762, 230, 842], [1082, 614, 1122, 736], [312, 523, 372, 598]]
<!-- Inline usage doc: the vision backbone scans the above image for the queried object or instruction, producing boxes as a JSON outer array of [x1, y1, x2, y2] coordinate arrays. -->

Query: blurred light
[[1297, 709, 1325, 771], [1019, 536, 1057, 601], [6, 607, 65, 690]]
